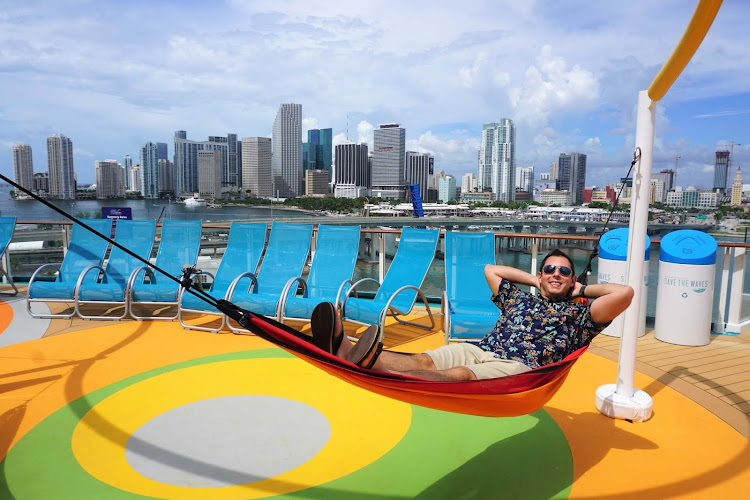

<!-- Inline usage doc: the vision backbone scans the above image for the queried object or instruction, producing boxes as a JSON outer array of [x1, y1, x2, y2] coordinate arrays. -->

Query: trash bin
[[654, 230, 717, 346], [597, 228, 650, 338]]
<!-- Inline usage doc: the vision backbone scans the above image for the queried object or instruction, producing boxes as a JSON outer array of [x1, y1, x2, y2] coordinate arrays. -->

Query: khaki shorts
[[425, 343, 531, 380]]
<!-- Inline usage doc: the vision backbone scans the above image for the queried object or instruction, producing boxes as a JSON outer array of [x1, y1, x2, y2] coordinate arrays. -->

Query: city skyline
[[1, 1, 749, 189]]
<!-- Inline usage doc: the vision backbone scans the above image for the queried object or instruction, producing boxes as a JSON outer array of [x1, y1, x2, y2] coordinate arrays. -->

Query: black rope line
[[0, 173, 222, 308], [578, 148, 641, 285]]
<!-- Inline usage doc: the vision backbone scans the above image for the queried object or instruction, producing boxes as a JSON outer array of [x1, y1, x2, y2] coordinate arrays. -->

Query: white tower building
[[272, 103, 303, 198]]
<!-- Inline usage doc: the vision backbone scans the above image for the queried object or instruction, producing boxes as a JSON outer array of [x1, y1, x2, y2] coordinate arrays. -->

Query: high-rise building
[[371, 123, 406, 199], [304, 128, 333, 181], [33, 172, 49, 195], [174, 131, 239, 195], [650, 178, 666, 205], [156, 143, 168, 161], [241, 137, 272, 198], [129, 166, 141, 194], [731, 168, 743, 206], [302, 141, 318, 172], [198, 150, 222, 200], [318, 129, 333, 173], [438, 175, 457, 203], [516, 166, 535, 194], [652, 169, 675, 192], [174, 130, 197, 194], [334, 142, 370, 198], [405, 151, 433, 201], [478, 125, 494, 192], [461, 173, 477, 193], [305, 169, 329, 196], [652, 169, 674, 203], [479, 120, 515, 202], [123, 155, 133, 190], [549, 162, 559, 182], [12, 144, 34, 195], [272, 103, 303, 198], [158, 159, 176, 197], [558, 153, 587, 205], [206, 136, 230, 186], [227, 133, 239, 188], [95, 160, 125, 199], [47, 134, 75, 200], [139, 142, 160, 199], [714, 150, 731, 194]]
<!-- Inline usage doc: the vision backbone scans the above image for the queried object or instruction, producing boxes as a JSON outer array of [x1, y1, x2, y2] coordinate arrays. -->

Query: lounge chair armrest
[[225, 272, 258, 301], [335, 279, 354, 309], [377, 285, 435, 337], [276, 276, 307, 322], [442, 290, 450, 344], [341, 277, 380, 310], [383, 285, 428, 316], [126, 265, 154, 293], [73, 265, 105, 300], [29, 264, 61, 287]]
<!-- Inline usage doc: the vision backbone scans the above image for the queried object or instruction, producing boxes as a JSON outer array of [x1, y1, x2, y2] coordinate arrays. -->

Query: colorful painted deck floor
[[0, 299, 748, 499]]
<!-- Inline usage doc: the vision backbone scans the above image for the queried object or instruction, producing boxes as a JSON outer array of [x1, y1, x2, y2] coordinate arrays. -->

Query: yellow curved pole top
[[648, 0, 723, 102]]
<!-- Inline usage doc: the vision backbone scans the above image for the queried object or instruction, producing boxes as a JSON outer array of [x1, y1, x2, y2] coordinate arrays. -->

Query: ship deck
[[0, 290, 748, 499]]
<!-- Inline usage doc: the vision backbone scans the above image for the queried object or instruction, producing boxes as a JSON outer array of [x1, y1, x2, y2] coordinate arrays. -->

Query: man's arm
[[570, 282, 634, 324], [484, 264, 538, 295]]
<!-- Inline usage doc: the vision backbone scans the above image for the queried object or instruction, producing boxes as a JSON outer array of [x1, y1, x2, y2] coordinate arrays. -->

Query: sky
[[1, 0, 749, 189]]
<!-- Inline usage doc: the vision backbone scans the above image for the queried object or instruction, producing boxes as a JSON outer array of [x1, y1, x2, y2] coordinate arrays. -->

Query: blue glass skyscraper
[[304, 128, 333, 179]]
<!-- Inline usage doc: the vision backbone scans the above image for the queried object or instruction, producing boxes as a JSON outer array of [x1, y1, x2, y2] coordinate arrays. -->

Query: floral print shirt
[[476, 279, 608, 369]]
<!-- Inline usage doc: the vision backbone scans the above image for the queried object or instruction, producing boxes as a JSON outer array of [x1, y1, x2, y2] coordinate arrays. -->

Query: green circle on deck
[[0, 349, 573, 499]]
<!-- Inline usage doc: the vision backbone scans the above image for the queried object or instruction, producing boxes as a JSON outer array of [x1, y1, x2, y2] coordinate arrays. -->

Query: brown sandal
[[347, 325, 382, 368], [311, 302, 344, 354]]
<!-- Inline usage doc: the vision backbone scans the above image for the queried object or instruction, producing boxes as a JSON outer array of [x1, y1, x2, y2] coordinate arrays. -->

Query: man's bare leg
[[333, 316, 476, 381]]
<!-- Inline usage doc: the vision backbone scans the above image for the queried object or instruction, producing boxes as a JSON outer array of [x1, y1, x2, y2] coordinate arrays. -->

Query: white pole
[[595, 90, 654, 422]]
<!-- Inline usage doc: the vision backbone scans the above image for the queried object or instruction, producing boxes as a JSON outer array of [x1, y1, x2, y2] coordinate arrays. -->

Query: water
[[0, 185, 316, 223]]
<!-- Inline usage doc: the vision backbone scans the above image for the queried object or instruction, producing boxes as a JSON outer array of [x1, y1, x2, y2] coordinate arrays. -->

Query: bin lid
[[598, 228, 650, 261], [659, 229, 717, 265]]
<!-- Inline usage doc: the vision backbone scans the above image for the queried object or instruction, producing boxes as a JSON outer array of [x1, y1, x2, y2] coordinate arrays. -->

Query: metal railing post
[[530, 237, 538, 296], [715, 247, 731, 334], [379, 233, 385, 283], [725, 247, 746, 334]]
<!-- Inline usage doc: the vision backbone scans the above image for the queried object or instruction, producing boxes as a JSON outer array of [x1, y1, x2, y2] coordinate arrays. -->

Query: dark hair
[[539, 248, 575, 275]]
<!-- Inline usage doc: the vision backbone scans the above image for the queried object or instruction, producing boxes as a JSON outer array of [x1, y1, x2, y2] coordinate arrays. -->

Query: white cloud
[[301, 118, 319, 138], [582, 137, 602, 153], [356, 121, 374, 150], [508, 45, 599, 127]]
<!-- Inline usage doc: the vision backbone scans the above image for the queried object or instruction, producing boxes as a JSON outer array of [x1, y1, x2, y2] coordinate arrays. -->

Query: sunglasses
[[542, 264, 573, 277]]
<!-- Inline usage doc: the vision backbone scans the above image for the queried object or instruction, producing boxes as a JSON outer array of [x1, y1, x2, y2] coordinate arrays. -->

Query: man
[[311, 248, 633, 381]]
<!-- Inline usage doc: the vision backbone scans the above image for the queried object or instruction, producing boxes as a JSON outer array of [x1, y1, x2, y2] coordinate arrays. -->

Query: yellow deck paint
[[72, 358, 411, 499]]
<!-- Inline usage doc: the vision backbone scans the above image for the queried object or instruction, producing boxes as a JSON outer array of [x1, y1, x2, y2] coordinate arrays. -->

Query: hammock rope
[[578, 148, 641, 285]]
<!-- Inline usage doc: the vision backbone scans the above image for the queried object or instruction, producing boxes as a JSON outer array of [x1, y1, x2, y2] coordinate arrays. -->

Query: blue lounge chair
[[73, 220, 156, 320], [0, 217, 18, 296], [443, 231, 499, 344], [276, 224, 361, 323], [27, 219, 113, 319], [227, 222, 312, 332], [341, 227, 438, 336], [127, 220, 202, 320], [178, 222, 268, 332]]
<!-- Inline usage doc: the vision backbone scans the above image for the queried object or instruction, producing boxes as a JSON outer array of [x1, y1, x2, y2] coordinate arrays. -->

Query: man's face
[[537, 255, 576, 300]]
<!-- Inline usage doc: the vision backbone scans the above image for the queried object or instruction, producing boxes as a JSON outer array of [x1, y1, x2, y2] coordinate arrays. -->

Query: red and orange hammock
[[238, 310, 586, 418]]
